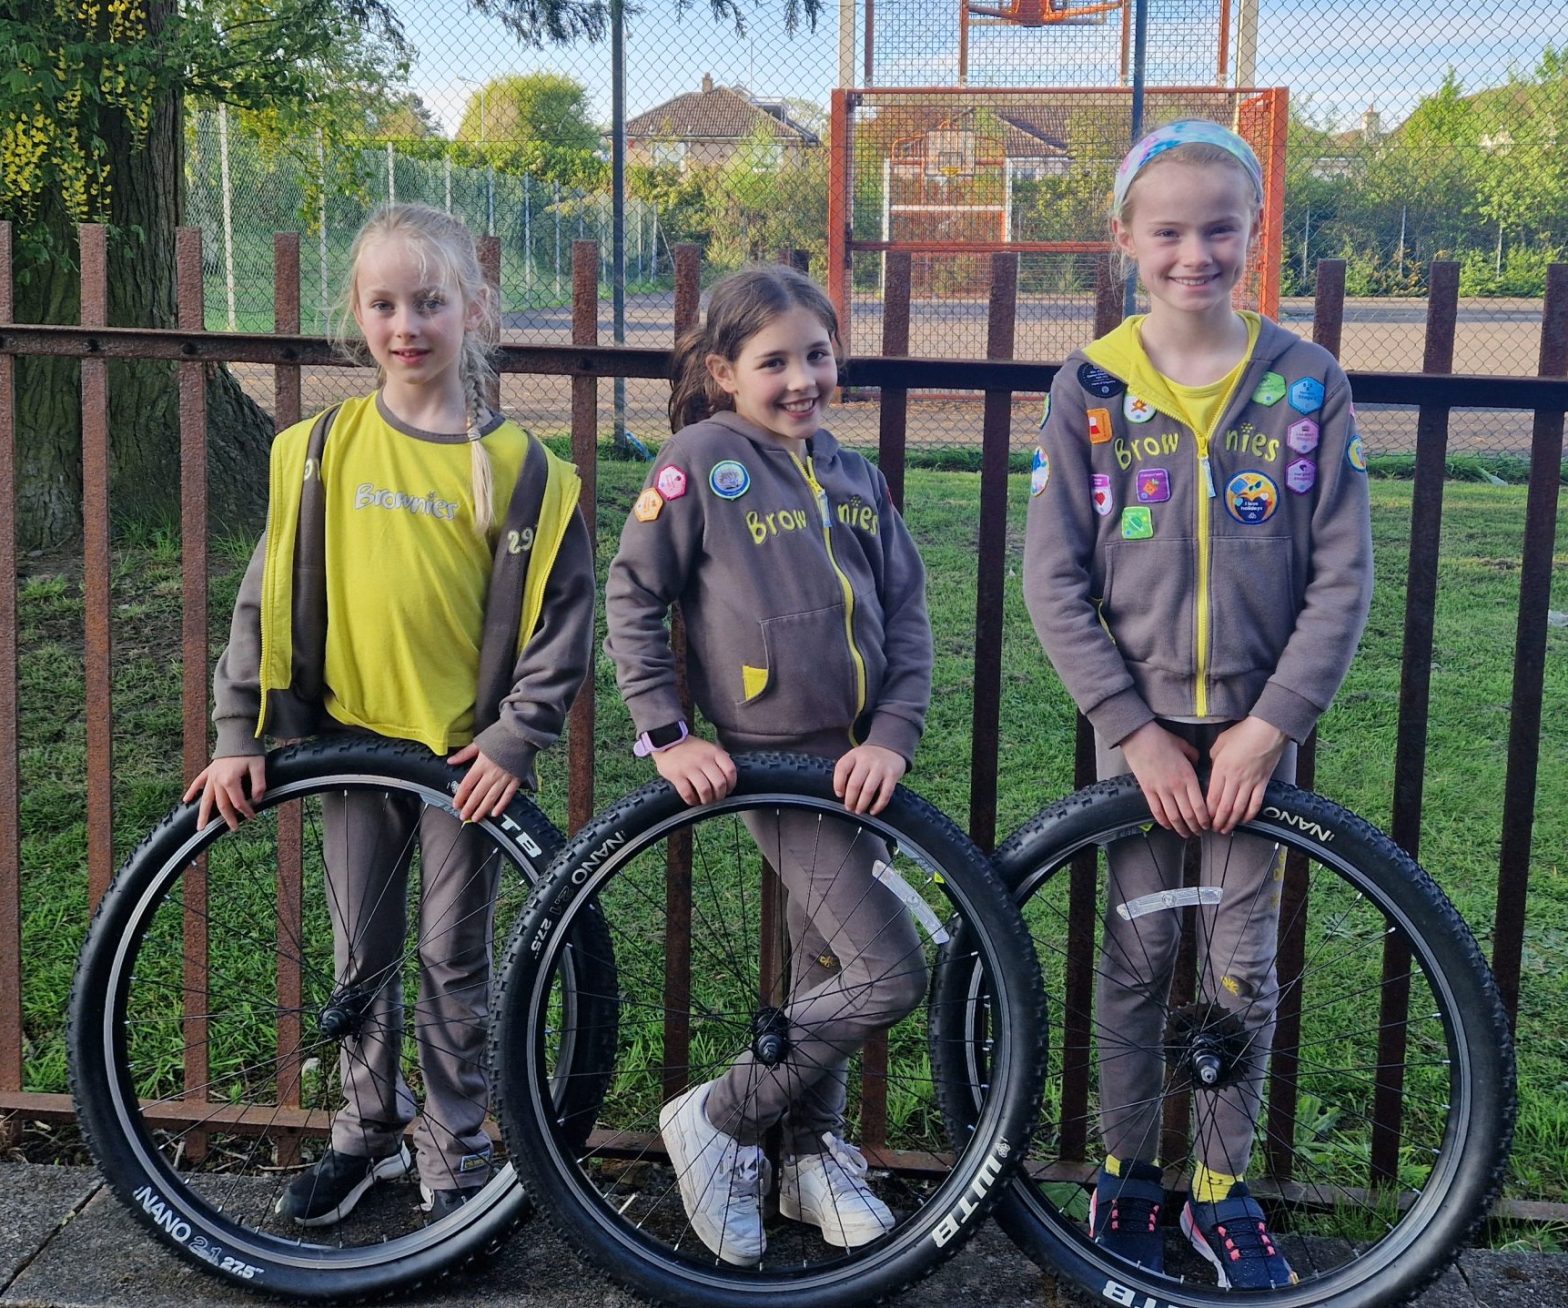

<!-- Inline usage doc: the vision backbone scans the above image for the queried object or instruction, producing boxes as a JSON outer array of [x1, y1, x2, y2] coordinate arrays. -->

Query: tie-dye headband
[[1113, 120, 1263, 216]]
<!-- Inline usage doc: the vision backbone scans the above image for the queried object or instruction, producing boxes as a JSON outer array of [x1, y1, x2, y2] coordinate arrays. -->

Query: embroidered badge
[[1136, 468, 1171, 503], [633, 488, 664, 522], [1087, 407, 1113, 444], [1289, 377, 1325, 414], [1124, 393, 1156, 424], [1253, 372, 1287, 406], [709, 460, 751, 499], [1091, 473, 1114, 517], [1079, 362, 1126, 398], [1121, 506, 1154, 539], [1030, 447, 1051, 497], [1224, 470, 1280, 524], [1039, 394, 1051, 428], [1286, 418, 1320, 454], [1286, 458, 1316, 494], [1347, 433, 1368, 471], [656, 465, 688, 500]]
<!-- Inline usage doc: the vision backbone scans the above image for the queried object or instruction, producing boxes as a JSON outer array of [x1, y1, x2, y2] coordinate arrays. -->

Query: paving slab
[[0, 1165, 1557, 1307], [0, 1166, 102, 1294]]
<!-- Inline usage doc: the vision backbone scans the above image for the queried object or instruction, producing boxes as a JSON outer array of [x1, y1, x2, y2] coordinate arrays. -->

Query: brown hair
[[333, 204, 502, 537], [668, 264, 841, 433]]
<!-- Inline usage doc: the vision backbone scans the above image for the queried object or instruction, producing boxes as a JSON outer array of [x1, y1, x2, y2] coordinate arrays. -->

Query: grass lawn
[[13, 464, 1567, 1232]]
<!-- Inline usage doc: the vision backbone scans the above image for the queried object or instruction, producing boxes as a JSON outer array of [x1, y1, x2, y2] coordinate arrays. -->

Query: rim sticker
[[1224, 470, 1279, 524], [709, 460, 751, 499]]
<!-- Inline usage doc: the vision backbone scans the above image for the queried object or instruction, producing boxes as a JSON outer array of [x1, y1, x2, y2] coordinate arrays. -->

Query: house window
[[652, 141, 688, 167]]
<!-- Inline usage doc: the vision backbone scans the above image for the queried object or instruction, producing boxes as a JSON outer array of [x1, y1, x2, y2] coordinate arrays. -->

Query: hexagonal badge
[[1252, 371, 1287, 406], [1286, 419, 1320, 455], [1285, 458, 1317, 494], [1289, 377, 1325, 414]]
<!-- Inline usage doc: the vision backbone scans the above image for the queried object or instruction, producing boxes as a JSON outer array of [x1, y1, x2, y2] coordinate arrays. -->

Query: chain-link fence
[[187, 0, 1566, 457]]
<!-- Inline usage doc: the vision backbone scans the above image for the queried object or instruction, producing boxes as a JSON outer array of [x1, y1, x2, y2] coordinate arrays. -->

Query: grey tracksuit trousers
[[702, 807, 929, 1156], [323, 789, 498, 1192], [1095, 722, 1298, 1177]]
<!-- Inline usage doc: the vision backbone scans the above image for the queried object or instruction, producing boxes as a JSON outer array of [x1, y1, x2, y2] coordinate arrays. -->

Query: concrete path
[[0, 1164, 1557, 1307]]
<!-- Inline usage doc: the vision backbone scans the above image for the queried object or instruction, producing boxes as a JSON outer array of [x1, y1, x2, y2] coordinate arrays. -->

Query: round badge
[[709, 460, 751, 499], [1030, 447, 1051, 497], [1224, 470, 1280, 525], [1346, 433, 1368, 472], [1078, 362, 1126, 399]]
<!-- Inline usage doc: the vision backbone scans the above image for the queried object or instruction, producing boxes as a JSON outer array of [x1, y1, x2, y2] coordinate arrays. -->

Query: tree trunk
[[13, 0, 273, 550]]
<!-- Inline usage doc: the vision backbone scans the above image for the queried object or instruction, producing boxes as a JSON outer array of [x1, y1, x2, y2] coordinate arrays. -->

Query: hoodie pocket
[[1206, 536, 1299, 679], [1102, 537, 1197, 674], [737, 605, 858, 735]]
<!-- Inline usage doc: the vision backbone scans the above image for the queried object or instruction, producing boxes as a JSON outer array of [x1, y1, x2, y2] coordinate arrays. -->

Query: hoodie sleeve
[[603, 451, 707, 735], [211, 535, 268, 758], [473, 507, 597, 783], [1022, 367, 1156, 747], [1249, 367, 1373, 741], [861, 469, 932, 765]]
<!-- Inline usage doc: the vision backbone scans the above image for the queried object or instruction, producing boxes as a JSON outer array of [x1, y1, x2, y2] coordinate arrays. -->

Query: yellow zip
[[791, 450, 868, 733], [1194, 431, 1215, 718]]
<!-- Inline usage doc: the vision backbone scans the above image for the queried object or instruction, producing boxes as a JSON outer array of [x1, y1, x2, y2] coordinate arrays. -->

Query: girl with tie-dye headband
[[1023, 119, 1372, 1289]]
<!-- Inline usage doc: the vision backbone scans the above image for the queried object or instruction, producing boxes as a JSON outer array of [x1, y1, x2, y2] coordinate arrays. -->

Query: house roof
[[625, 81, 819, 145]]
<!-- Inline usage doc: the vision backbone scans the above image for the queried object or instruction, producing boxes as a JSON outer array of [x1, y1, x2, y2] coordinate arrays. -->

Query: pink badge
[[1286, 458, 1316, 494], [656, 466, 688, 500]]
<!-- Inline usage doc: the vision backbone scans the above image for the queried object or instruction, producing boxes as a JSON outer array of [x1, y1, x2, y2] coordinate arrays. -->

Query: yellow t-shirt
[[1143, 314, 1262, 442], [317, 394, 532, 753]]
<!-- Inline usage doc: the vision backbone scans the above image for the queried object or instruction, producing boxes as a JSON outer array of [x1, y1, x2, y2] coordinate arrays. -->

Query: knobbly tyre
[[68, 737, 617, 1300], [932, 775, 1515, 1308], [491, 752, 1047, 1308]]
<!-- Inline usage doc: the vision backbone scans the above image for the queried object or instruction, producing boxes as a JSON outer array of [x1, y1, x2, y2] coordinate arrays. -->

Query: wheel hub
[[1164, 1001, 1251, 1090], [750, 1005, 791, 1066], [318, 986, 373, 1040]]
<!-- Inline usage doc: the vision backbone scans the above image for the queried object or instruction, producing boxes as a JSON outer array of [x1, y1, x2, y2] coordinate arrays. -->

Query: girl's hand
[[184, 756, 267, 831], [834, 744, 906, 815], [1119, 721, 1209, 838], [653, 736, 737, 807], [1206, 716, 1288, 835], [447, 743, 523, 822]]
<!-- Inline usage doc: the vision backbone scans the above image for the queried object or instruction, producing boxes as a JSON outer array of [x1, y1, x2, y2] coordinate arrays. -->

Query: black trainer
[[274, 1146, 412, 1227], [1088, 1159, 1167, 1273], [420, 1186, 475, 1223]]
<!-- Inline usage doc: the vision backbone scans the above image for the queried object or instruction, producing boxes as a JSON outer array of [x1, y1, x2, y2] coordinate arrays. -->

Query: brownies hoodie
[[604, 411, 932, 763], [1023, 315, 1372, 747]]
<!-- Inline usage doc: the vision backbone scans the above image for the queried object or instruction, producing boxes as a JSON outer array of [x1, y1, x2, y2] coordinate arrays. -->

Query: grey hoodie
[[1023, 317, 1372, 747], [604, 411, 932, 763]]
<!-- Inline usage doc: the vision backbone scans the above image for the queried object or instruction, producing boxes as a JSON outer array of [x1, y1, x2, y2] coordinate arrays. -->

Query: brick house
[[625, 74, 820, 171]]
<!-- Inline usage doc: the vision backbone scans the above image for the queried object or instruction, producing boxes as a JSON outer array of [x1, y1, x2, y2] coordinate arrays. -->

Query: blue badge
[[709, 460, 750, 499], [1347, 433, 1368, 471], [1078, 362, 1126, 399], [1030, 447, 1051, 497], [1289, 377, 1325, 414], [1224, 470, 1280, 525]]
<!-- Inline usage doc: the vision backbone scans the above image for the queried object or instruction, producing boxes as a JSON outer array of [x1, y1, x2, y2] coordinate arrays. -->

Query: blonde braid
[[464, 350, 495, 538]]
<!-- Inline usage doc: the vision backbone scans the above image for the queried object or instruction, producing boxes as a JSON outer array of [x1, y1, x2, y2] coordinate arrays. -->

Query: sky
[[406, 0, 1561, 137]]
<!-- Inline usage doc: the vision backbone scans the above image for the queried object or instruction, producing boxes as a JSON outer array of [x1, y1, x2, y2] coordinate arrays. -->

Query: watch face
[[648, 722, 686, 748]]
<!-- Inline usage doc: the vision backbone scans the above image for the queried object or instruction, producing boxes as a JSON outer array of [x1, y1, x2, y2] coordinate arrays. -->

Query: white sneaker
[[658, 1082, 767, 1265], [779, 1132, 896, 1247]]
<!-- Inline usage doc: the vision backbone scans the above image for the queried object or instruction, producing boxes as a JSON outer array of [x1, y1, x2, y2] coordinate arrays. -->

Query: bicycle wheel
[[491, 752, 1044, 1308], [933, 776, 1514, 1308], [69, 736, 617, 1300]]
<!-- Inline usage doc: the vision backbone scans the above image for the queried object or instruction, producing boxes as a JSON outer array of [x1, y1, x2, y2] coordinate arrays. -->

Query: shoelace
[[1205, 1208, 1282, 1266], [1104, 1193, 1160, 1234], [726, 1147, 766, 1200], [818, 1132, 873, 1190]]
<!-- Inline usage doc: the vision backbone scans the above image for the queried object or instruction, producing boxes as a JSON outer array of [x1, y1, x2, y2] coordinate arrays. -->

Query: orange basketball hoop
[[965, 0, 1122, 25]]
